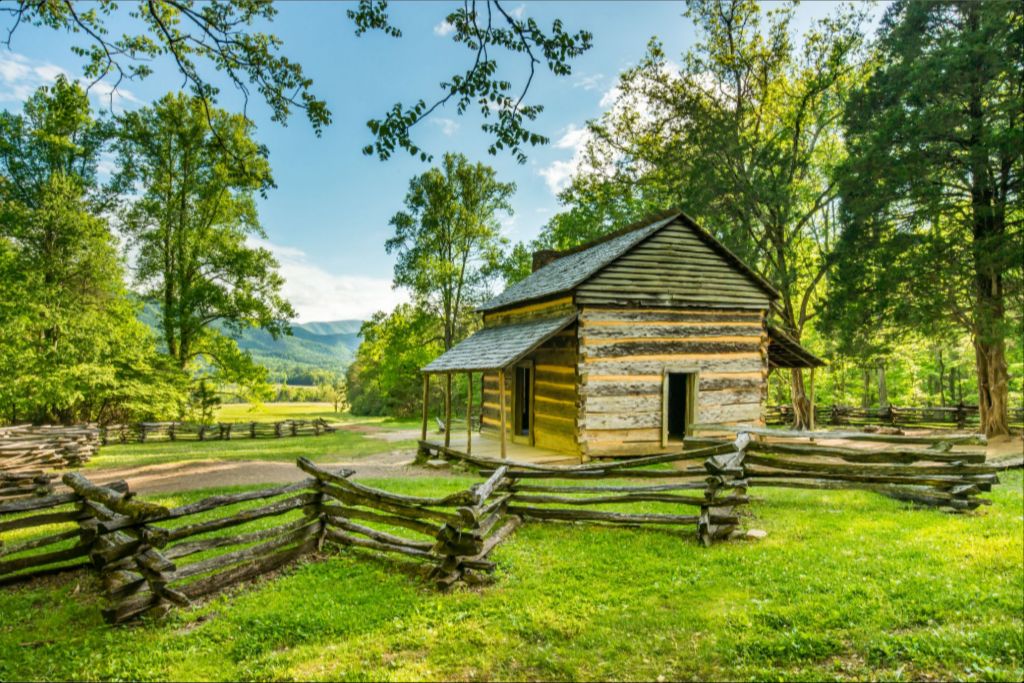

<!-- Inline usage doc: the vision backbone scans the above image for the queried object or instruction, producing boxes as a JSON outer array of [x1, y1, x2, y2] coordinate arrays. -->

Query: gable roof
[[422, 315, 576, 373], [479, 209, 779, 313]]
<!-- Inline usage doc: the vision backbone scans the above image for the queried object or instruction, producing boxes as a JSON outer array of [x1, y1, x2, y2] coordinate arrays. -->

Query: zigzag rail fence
[[1, 429, 999, 625], [766, 404, 1024, 431], [100, 419, 337, 445]]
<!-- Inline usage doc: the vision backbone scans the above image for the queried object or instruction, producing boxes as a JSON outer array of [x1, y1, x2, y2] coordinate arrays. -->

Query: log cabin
[[419, 209, 823, 462]]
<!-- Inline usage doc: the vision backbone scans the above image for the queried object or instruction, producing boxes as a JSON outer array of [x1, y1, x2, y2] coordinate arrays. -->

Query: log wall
[[578, 306, 769, 458]]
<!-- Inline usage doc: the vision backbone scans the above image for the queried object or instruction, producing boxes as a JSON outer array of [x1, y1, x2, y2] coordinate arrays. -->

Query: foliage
[[114, 92, 295, 402], [346, 304, 445, 418], [0, 77, 185, 424], [1, 470, 1021, 680], [524, 0, 869, 427], [387, 152, 514, 350], [2, 1, 591, 162], [350, 0, 592, 163], [1, 0, 329, 135], [313, 371, 348, 413], [825, 0, 1024, 436]]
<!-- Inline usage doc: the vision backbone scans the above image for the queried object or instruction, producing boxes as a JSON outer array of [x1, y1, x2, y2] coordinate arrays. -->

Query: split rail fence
[[2, 428, 1000, 625], [766, 404, 1024, 431], [0, 425, 100, 472], [100, 419, 337, 444]]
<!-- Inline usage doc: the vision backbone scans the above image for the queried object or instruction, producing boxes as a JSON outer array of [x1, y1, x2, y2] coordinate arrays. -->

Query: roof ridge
[[547, 208, 683, 260]]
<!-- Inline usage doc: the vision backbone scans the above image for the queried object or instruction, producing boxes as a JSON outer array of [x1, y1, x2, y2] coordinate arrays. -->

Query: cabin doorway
[[664, 371, 696, 443], [512, 362, 534, 444]]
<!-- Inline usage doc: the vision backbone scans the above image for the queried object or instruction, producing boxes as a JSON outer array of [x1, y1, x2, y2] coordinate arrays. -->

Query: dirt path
[[87, 430, 1022, 496], [88, 447, 450, 495]]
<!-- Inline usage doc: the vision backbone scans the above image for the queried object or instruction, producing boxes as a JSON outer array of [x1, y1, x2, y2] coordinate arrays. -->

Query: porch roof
[[766, 324, 826, 369], [422, 315, 576, 374]]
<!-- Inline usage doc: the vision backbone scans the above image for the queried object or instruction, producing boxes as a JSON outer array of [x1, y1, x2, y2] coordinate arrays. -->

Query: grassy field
[[88, 403, 421, 470], [1, 471, 1021, 681]]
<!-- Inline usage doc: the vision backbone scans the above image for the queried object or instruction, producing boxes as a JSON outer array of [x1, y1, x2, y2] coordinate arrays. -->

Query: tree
[[828, 0, 1023, 436], [2, 0, 592, 162], [387, 153, 514, 353], [0, 77, 184, 423], [528, 0, 868, 428], [346, 305, 445, 418], [314, 371, 348, 413], [114, 92, 295, 399]]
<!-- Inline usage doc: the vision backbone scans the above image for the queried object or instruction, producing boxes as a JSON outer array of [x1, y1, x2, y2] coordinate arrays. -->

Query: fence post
[[956, 402, 966, 429], [699, 432, 748, 546]]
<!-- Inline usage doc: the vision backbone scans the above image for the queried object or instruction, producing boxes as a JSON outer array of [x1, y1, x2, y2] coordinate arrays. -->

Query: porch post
[[498, 367, 507, 459], [466, 371, 473, 456], [420, 373, 429, 442], [444, 372, 453, 448]]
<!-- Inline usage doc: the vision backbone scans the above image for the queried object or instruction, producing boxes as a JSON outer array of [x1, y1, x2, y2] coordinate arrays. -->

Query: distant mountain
[[138, 301, 362, 383]]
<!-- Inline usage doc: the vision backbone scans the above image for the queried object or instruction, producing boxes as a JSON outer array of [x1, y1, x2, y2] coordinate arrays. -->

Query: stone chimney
[[532, 249, 561, 272]]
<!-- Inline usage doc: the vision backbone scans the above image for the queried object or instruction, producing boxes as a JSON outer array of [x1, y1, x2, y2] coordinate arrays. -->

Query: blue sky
[[0, 1, 878, 322]]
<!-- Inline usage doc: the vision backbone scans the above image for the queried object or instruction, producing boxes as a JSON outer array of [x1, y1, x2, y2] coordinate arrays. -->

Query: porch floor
[[421, 430, 579, 465]]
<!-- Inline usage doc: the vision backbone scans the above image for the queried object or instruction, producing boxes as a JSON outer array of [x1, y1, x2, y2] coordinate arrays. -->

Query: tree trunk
[[975, 337, 1009, 437], [789, 368, 812, 430], [861, 368, 871, 409], [877, 363, 888, 409]]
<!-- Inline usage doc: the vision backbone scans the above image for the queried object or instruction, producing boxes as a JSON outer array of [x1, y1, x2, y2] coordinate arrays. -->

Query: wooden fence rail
[[766, 404, 1024, 431], [0, 425, 100, 472], [1, 428, 1002, 624], [99, 419, 337, 445]]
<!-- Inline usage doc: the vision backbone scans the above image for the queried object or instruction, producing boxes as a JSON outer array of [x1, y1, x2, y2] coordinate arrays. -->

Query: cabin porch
[[417, 431, 578, 465]]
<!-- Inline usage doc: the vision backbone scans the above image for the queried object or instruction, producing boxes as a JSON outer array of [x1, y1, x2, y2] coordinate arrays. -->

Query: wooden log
[[0, 509, 82, 533], [0, 560, 91, 587], [0, 528, 80, 559], [325, 516, 435, 551], [510, 482, 710, 494], [319, 502, 440, 538], [745, 441, 987, 464], [316, 482, 462, 526], [0, 541, 91, 574], [747, 479, 989, 508], [324, 528, 442, 564], [157, 493, 318, 543], [694, 424, 987, 445], [745, 467, 996, 488], [163, 516, 319, 560], [176, 536, 318, 601], [472, 466, 507, 506], [510, 492, 749, 507], [505, 506, 728, 526], [0, 490, 80, 515], [164, 479, 316, 519], [306, 464, 473, 507], [742, 454, 998, 476], [170, 521, 319, 581], [62, 472, 167, 519]]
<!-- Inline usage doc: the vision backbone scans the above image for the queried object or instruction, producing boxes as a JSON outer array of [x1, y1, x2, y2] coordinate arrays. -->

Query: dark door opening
[[514, 365, 532, 436], [666, 372, 693, 440]]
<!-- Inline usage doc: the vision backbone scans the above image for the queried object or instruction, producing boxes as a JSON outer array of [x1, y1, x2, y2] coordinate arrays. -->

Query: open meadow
[[1, 409, 1022, 682]]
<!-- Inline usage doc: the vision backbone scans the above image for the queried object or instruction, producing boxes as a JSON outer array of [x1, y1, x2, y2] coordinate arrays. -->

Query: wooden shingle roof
[[422, 315, 576, 373], [478, 210, 779, 312]]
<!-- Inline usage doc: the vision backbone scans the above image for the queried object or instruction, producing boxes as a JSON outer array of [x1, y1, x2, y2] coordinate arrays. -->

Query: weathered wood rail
[[418, 440, 750, 546], [0, 457, 519, 622], [693, 425, 995, 511], [766, 404, 1024, 431], [0, 425, 100, 472], [100, 419, 337, 445]]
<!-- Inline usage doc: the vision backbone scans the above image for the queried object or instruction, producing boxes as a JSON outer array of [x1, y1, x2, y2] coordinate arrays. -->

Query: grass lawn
[[1, 471, 1021, 681], [88, 402, 421, 470], [87, 429, 418, 469], [214, 401, 420, 430]]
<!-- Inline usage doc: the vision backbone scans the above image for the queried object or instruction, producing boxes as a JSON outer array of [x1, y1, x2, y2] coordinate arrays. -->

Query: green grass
[[1, 471, 1021, 681], [87, 430, 418, 469], [214, 402, 419, 430]]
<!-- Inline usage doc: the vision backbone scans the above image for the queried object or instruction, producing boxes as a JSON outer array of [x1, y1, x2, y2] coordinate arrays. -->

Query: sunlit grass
[[1, 471, 1020, 681]]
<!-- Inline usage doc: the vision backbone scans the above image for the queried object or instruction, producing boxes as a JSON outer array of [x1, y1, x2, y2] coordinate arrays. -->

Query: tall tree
[[2, 0, 591, 162], [530, 0, 868, 428], [829, 0, 1023, 437], [114, 92, 295, 395], [387, 153, 514, 353], [0, 77, 183, 423]]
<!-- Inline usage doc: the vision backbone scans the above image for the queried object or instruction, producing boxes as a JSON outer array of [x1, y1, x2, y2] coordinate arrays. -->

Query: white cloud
[[430, 117, 459, 136], [433, 20, 455, 37], [0, 50, 140, 110], [250, 237, 407, 323], [538, 124, 591, 194], [511, 5, 526, 19], [574, 73, 604, 91]]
